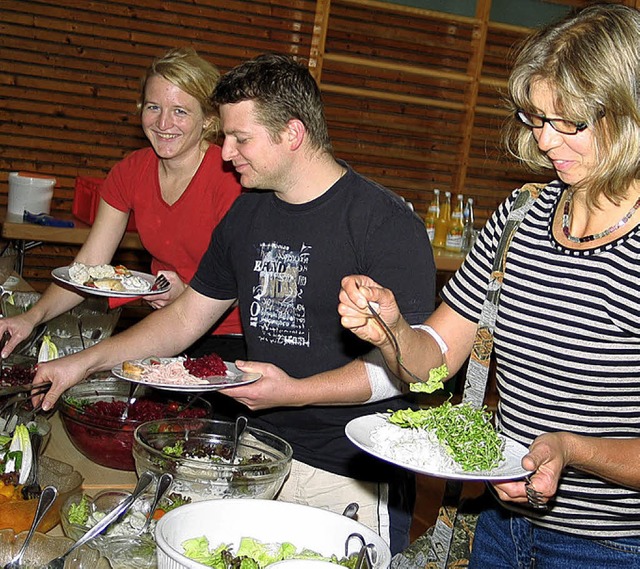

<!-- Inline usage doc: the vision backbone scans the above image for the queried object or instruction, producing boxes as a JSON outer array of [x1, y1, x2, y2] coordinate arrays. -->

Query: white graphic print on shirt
[[250, 241, 311, 347]]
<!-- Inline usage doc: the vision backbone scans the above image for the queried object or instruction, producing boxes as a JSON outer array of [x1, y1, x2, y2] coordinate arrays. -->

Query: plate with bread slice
[[112, 356, 261, 392], [52, 263, 170, 298]]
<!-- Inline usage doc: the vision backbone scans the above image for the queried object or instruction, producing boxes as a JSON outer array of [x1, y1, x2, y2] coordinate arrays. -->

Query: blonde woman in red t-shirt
[[0, 47, 243, 359]]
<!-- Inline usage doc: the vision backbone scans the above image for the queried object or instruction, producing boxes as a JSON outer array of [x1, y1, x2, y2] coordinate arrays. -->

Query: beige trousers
[[276, 459, 391, 547]]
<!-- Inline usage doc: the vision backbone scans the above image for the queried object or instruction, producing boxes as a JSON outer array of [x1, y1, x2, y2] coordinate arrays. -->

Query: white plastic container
[[155, 499, 392, 569], [7, 171, 56, 221]]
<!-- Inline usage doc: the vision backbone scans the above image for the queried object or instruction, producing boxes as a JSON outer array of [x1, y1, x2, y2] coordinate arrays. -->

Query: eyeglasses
[[515, 110, 588, 135]]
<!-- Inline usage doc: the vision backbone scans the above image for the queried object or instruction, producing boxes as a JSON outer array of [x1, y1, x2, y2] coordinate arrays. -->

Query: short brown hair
[[211, 53, 332, 154]]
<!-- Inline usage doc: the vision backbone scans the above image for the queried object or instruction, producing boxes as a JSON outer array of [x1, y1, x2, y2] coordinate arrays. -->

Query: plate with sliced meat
[[52, 263, 170, 298], [112, 354, 261, 392]]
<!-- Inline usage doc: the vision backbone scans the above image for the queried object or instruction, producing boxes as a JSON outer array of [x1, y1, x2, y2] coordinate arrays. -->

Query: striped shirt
[[441, 180, 640, 537]]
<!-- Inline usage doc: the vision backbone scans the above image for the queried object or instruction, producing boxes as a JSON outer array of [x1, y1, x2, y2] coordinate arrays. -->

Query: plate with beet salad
[[112, 352, 261, 392]]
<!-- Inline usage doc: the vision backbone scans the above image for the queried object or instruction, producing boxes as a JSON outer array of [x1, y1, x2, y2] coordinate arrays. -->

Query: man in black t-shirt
[[35, 54, 436, 554]]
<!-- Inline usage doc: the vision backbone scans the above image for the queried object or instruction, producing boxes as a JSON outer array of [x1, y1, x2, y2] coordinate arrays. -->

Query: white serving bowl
[[155, 499, 391, 569], [269, 561, 346, 568]]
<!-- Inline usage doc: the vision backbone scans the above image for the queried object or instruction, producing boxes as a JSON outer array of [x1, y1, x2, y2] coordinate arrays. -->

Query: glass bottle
[[461, 197, 476, 253], [433, 191, 451, 248], [446, 194, 465, 252], [425, 188, 440, 244]]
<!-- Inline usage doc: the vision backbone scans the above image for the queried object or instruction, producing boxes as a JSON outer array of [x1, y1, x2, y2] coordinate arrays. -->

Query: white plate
[[52, 266, 169, 298], [112, 358, 261, 392], [345, 414, 532, 481]]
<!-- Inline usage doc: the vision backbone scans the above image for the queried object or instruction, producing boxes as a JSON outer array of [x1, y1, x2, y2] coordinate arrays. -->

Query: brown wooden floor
[[410, 475, 485, 541], [410, 475, 443, 541]]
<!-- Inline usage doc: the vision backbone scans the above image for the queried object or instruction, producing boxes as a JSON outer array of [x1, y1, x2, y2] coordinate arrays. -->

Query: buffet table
[[0, 214, 143, 274]]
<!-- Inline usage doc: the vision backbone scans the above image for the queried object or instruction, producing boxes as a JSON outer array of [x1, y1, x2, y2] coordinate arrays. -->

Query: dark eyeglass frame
[[515, 110, 588, 135]]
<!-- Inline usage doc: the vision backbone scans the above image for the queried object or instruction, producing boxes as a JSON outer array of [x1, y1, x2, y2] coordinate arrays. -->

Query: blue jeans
[[469, 506, 640, 569]]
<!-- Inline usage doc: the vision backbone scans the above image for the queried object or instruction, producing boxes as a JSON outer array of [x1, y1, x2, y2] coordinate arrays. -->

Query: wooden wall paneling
[[321, 0, 479, 218], [309, 0, 332, 78], [465, 20, 549, 219], [450, 0, 491, 198], [3, 0, 599, 293], [1, 0, 318, 291]]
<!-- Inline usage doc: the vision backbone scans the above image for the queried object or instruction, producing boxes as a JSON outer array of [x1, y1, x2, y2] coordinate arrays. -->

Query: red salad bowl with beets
[[58, 376, 211, 471]]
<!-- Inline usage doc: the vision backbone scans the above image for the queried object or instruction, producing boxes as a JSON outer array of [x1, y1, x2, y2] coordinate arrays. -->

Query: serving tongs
[[0, 381, 52, 399], [346, 533, 378, 569], [0, 382, 52, 433]]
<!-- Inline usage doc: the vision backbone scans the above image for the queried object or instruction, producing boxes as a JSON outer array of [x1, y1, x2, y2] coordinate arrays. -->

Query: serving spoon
[[139, 472, 173, 535], [3, 485, 58, 569], [230, 415, 248, 464], [119, 382, 139, 421], [43, 471, 154, 569]]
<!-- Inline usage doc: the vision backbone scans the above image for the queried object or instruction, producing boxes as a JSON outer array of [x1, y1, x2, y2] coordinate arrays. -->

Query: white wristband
[[412, 324, 449, 355]]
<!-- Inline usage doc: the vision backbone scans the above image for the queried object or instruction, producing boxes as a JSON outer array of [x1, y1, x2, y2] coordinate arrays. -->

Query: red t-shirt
[[101, 145, 242, 335]]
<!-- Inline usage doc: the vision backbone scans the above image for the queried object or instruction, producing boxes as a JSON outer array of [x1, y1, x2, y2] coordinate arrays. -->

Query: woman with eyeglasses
[[339, 4, 640, 567]]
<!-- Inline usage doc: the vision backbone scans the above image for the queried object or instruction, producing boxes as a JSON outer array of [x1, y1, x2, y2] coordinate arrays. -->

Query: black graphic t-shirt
[[192, 164, 436, 480]]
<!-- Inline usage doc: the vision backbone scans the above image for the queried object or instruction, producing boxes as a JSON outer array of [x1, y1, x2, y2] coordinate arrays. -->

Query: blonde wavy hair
[[503, 3, 640, 208], [138, 47, 221, 141]]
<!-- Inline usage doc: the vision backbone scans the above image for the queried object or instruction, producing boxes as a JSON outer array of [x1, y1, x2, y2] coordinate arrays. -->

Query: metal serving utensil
[[21, 431, 43, 500], [345, 533, 378, 569], [3, 486, 57, 569], [43, 471, 155, 569], [365, 300, 425, 384], [230, 415, 248, 464], [138, 472, 173, 535], [341, 502, 359, 519]]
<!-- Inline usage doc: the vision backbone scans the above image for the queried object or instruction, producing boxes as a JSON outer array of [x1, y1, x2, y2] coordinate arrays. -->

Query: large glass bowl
[[132, 418, 292, 502], [58, 377, 211, 471]]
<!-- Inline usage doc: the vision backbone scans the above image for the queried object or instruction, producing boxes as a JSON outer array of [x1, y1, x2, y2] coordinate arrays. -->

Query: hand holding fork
[[524, 475, 548, 510]]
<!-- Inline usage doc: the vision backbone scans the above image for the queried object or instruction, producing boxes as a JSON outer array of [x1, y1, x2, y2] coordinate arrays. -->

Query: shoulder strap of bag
[[426, 183, 542, 569], [461, 183, 542, 408]]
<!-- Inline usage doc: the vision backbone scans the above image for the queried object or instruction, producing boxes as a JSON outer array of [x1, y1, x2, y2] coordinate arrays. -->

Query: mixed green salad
[[67, 491, 190, 535], [388, 402, 504, 471], [183, 536, 362, 568]]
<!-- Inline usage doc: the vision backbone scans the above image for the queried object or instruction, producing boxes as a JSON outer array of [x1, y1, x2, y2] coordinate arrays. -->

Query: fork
[[524, 475, 548, 510], [364, 300, 426, 384], [151, 274, 169, 291]]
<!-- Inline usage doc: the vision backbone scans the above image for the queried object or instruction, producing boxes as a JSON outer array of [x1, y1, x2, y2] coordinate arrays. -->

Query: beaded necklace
[[562, 190, 640, 243]]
